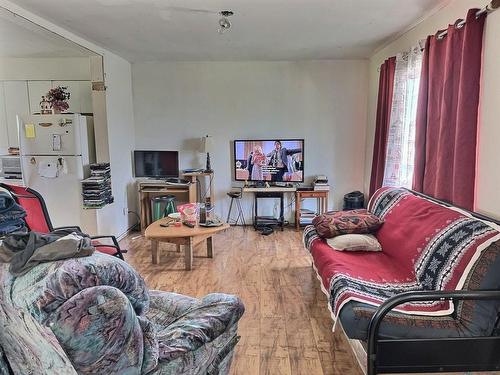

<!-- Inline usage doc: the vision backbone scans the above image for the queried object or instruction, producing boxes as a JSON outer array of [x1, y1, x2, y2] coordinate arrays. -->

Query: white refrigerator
[[17, 113, 97, 230]]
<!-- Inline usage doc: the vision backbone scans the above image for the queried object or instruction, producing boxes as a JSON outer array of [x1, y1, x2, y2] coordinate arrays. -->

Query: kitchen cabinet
[[1, 80, 92, 149], [3, 81, 30, 148], [79, 81, 93, 114], [27, 80, 51, 114]]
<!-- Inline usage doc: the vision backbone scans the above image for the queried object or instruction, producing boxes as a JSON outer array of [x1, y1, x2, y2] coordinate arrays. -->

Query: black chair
[[226, 189, 246, 228]]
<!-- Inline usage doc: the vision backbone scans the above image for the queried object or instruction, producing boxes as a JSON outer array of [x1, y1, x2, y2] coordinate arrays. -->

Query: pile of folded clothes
[[0, 191, 27, 237]]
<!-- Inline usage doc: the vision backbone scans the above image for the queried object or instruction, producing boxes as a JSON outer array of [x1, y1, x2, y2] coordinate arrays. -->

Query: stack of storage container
[[82, 163, 114, 209]]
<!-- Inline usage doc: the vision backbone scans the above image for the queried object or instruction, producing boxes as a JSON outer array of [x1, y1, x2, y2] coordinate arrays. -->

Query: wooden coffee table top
[[145, 218, 230, 240]]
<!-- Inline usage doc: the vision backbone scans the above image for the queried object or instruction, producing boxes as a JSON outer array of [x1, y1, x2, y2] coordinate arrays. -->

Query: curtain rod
[[376, 1, 498, 71], [437, 0, 499, 39]]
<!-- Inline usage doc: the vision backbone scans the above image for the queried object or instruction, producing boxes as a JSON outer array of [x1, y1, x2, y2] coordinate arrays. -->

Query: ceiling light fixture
[[218, 10, 234, 34]]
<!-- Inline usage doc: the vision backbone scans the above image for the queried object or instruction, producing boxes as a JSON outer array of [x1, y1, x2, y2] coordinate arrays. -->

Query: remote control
[[183, 222, 195, 228]]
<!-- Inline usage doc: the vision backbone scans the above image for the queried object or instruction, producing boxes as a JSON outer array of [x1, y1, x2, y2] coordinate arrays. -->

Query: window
[[383, 45, 423, 188]]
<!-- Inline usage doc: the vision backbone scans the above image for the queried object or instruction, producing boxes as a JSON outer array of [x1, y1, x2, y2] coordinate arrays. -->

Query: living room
[[1, 0, 499, 374]]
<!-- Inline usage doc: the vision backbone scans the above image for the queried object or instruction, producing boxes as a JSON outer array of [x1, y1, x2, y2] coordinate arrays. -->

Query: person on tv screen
[[267, 141, 302, 182], [251, 146, 267, 181], [246, 151, 254, 178]]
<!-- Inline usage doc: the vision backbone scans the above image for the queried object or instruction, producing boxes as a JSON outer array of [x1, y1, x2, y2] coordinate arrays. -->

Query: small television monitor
[[134, 150, 179, 178], [233, 139, 304, 182]]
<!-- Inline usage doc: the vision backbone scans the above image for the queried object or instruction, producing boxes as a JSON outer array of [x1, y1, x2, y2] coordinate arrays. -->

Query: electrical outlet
[[123, 207, 128, 216]]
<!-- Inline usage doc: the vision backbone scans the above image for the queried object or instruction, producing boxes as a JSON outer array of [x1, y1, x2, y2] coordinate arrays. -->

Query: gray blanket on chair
[[0, 230, 94, 275]]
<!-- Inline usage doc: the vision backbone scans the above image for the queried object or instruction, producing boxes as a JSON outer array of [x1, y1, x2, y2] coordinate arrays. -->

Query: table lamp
[[202, 135, 214, 173]]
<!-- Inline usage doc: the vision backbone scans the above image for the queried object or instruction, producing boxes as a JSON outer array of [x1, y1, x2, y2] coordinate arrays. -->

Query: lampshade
[[201, 135, 214, 153]]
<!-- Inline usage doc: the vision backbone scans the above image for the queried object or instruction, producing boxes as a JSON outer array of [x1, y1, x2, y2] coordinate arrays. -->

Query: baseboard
[[117, 220, 139, 241]]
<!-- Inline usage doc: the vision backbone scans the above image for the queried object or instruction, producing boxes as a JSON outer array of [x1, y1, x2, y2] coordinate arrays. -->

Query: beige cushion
[[326, 234, 382, 252]]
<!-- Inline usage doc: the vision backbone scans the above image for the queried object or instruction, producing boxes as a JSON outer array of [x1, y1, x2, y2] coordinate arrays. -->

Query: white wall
[[94, 53, 137, 236], [0, 57, 90, 80], [1, 0, 137, 236], [364, 0, 500, 219], [132, 61, 368, 221]]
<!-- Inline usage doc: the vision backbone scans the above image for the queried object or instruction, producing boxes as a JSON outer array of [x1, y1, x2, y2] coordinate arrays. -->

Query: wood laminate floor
[[120, 226, 363, 375]]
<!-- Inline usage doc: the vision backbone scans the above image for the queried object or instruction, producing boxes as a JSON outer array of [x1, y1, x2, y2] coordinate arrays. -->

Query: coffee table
[[144, 219, 230, 270]]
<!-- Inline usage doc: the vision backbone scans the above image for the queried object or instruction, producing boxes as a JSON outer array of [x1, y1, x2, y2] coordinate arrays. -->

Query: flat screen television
[[134, 150, 179, 178], [233, 139, 304, 182]]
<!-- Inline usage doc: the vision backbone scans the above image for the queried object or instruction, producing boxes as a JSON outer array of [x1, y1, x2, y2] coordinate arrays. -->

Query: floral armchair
[[0, 253, 244, 374]]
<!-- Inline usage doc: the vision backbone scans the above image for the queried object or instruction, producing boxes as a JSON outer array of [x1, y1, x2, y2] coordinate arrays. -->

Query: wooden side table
[[295, 190, 329, 230], [145, 219, 229, 270]]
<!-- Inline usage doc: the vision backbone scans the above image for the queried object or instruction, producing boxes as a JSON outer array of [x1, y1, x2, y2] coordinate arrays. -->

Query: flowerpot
[[52, 108, 61, 114]]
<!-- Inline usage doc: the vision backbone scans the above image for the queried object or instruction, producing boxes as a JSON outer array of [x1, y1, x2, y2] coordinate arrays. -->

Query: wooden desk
[[137, 179, 196, 231], [145, 218, 230, 270], [295, 190, 329, 230]]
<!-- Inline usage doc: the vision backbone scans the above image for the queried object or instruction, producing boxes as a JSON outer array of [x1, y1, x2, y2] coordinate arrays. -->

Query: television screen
[[234, 139, 304, 182], [134, 150, 179, 178]]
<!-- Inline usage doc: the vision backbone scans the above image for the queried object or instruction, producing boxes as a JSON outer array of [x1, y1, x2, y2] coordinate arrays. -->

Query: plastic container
[[151, 195, 177, 222]]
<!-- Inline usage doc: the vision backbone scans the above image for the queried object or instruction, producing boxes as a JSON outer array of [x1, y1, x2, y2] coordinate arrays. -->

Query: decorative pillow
[[326, 234, 382, 252], [312, 209, 383, 239]]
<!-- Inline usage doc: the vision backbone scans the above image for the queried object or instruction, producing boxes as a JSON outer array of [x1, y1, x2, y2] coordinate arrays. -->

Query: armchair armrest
[[50, 285, 157, 374], [90, 235, 127, 260], [367, 290, 500, 375], [0, 269, 77, 374], [52, 225, 82, 233], [152, 293, 244, 362], [91, 235, 120, 249]]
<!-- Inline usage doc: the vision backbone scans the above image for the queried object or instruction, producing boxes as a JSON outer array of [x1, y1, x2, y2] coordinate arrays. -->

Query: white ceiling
[[0, 7, 96, 58], [8, 0, 447, 62]]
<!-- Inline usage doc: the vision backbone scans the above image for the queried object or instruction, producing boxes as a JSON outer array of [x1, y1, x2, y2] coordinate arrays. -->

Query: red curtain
[[369, 57, 396, 198], [413, 9, 485, 210]]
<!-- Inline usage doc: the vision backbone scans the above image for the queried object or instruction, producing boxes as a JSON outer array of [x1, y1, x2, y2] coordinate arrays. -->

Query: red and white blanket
[[304, 188, 500, 320]]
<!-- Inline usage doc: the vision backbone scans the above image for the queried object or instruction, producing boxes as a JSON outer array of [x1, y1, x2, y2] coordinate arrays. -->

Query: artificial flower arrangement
[[46, 86, 70, 113]]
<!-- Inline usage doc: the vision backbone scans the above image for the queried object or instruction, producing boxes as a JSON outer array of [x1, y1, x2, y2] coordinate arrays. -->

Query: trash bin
[[151, 195, 177, 222], [343, 191, 364, 210]]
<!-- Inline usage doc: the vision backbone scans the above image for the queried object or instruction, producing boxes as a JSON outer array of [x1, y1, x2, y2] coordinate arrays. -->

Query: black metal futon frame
[[367, 190, 500, 375]]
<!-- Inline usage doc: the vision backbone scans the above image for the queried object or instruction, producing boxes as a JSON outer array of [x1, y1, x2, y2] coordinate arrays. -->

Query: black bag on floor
[[343, 191, 364, 210]]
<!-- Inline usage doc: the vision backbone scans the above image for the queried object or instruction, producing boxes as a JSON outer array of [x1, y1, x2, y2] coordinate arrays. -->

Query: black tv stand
[[253, 191, 285, 231]]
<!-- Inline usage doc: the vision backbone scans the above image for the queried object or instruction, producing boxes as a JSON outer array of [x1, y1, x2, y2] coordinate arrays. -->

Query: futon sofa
[[0, 252, 244, 375], [304, 187, 500, 374]]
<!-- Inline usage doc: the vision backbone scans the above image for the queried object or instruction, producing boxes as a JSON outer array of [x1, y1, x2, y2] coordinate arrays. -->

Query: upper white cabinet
[[28, 80, 93, 114], [3, 81, 30, 148], [79, 81, 93, 114], [1, 80, 92, 150], [27, 81, 52, 114]]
